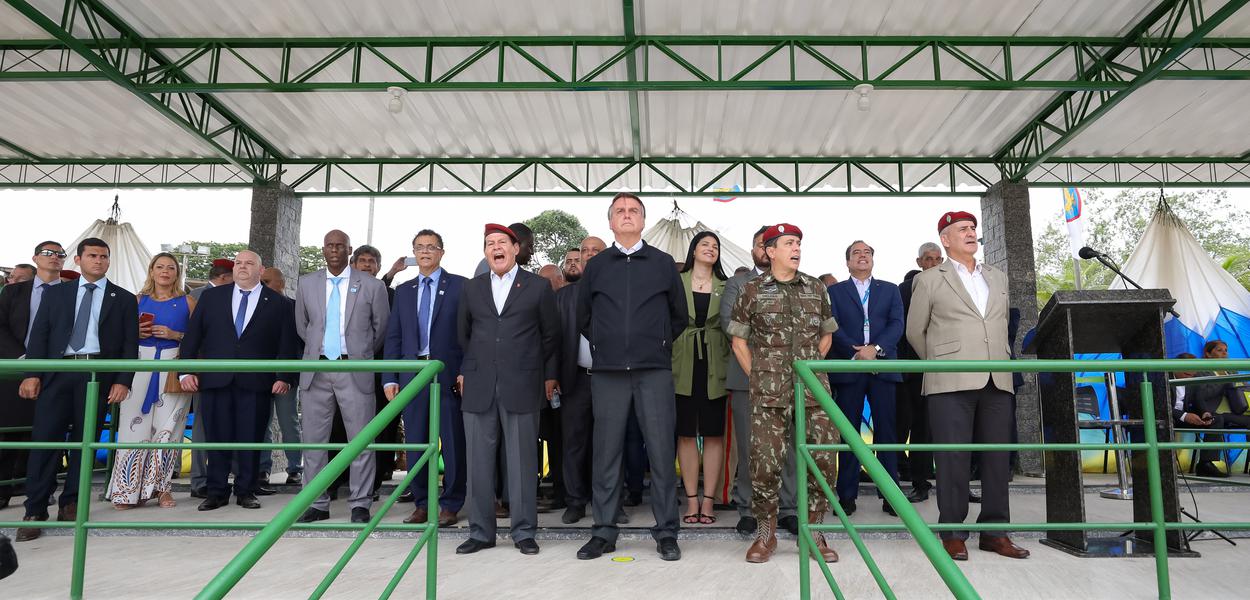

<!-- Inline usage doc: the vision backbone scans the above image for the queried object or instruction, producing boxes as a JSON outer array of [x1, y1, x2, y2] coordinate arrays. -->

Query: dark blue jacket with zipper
[[577, 241, 688, 372]]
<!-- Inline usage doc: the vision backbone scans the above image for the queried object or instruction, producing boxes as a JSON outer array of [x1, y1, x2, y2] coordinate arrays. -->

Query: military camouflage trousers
[[749, 403, 840, 522]]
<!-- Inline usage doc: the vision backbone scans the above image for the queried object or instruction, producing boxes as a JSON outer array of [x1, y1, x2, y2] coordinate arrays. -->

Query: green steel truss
[[4, 156, 1250, 195], [2, 0, 284, 179], [5, 34, 1250, 93], [995, 0, 1250, 181]]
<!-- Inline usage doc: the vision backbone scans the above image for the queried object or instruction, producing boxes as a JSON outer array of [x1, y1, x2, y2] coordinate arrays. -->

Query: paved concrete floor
[[2, 474, 1247, 598]]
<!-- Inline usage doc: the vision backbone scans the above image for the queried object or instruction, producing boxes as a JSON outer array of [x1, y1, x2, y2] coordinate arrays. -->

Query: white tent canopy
[[643, 201, 751, 273], [1114, 199, 1250, 339], [67, 197, 153, 294]]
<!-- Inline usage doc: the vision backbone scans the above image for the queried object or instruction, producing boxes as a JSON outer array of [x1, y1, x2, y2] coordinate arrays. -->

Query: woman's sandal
[[158, 491, 177, 508], [698, 497, 717, 525], [682, 494, 702, 524]]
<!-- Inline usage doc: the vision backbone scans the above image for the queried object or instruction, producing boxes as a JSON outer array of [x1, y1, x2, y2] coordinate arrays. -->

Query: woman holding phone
[[107, 253, 195, 509]]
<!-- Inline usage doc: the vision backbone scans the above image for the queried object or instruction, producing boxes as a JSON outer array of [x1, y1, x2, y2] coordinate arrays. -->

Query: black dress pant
[[200, 385, 270, 500], [560, 369, 594, 508], [24, 372, 102, 517], [540, 403, 565, 502], [896, 372, 933, 488], [928, 382, 1014, 541]]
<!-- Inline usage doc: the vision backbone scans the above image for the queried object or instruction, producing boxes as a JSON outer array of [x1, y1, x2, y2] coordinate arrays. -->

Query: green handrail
[[0, 358, 443, 600], [791, 358, 1250, 600]]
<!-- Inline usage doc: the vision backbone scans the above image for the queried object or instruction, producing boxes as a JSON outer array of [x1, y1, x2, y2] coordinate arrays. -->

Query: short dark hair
[[508, 222, 533, 242], [33, 240, 62, 255], [752, 226, 768, 242], [351, 244, 382, 264], [567, 247, 581, 253], [1203, 340, 1228, 355], [412, 229, 445, 249], [607, 192, 646, 219], [1176, 352, 1197, 359], [845, 240, 874, 261], [13, 263, 34, 272], [208, 264, 233, 280], [76, 237, 109, 257]]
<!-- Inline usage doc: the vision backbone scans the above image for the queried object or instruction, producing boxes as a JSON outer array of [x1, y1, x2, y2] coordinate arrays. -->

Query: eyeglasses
[[37, 249, 67, 258], [413, 245, 443, 253]]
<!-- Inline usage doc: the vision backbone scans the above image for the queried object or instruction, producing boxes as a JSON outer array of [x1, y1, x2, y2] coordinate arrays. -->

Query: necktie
[[234, 289, 251, 338], [69, 283, 97, 351], [418, 277, 433, 352], [324, 277, 343, 359]]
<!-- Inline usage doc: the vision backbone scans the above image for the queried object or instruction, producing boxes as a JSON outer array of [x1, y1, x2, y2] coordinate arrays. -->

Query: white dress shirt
[[322, 267, 351, 354], [490, 264, 519, 314], [953, 260, 989, 317], [852, 275, 872, 344], [615, 239, 644, 255], [232, 282, 262, 332], [26, 273, 60, 346]]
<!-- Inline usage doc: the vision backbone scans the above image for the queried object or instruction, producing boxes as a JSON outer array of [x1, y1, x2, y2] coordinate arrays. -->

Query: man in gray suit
[[188, 258, 234, 498], [455, 224, 560, 556], [293, 230, 390, 524], [906, 210, 1028, 561], [719, 226, 800, 536]]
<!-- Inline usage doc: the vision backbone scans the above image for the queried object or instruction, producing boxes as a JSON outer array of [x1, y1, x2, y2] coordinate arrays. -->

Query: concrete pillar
[[980, 180, 1042, 476], [249, 181, 303, 294]]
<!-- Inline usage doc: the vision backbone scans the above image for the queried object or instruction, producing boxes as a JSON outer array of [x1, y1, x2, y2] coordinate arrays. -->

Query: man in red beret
[[727, 223, 841, 564], [455, 224, 560, 556], [905, 211, 1029, 561]]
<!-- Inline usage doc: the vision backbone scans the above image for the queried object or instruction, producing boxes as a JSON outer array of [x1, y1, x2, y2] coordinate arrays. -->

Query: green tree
[[298, 245, 324, 275], [176, 241, 325, 279], [524, 209, 588, 267], [1032, 189, 1250, 306]]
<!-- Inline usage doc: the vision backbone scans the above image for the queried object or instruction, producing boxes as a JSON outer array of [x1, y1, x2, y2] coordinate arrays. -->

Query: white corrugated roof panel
[[1058, 81, 1250, 157], [0, 81, 216, 157], [94, 0, 621, 38], [0, 2, 52, 38]]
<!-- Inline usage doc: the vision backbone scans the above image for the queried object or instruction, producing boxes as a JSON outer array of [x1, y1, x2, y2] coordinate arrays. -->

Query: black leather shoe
[[624, 490, 643, 507], [778, 514, 799, 535], [615, 509, 630, 524], [189, 487, 207, 499], [514, 538, 540, 555], [906, 485, 931, 503], [882, 501, 897, 516], [0, 495, 10, 510], [198, 497, 229, 511], [456, 538, 495, 554], [969, 491, 982, 504], [0, 532, 17, 578], [285, 473, 302, 486], [839, 499, 857, 516], [657, 537, 681, 561], [1196, 461, 1230, 478], [255, 482, 277, 496], [398, 490, 415, 503], [236, 495, 262, 509], [577, 536, 615, 560], [561, 504, 585, 524], [297, 507, 330, 523], [351, 507, 370, 523], [735, 516, 758, 535]]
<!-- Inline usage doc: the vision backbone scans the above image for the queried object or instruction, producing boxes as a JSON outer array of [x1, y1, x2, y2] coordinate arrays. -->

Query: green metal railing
[[0, 359, 444, 600], [791, 358, 1250, 600]]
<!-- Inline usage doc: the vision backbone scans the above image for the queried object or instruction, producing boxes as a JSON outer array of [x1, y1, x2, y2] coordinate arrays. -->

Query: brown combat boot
[[808, 511, 839, 563], [745, 516, 777, 563]]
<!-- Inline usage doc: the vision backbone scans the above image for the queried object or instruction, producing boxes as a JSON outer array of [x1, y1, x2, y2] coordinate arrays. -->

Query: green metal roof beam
[[1, 0, 284, 182], [0, 136, 40, 161], [994, 0, 1250, 182], [622, 0, 641, 161]]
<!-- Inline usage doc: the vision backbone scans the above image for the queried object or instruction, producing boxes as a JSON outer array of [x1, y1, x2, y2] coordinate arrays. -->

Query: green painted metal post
[[1138, 380, 1172, 599], [426, 382, 440, 599], [70, 374, 100, 600], [795, 378, 810, 600]]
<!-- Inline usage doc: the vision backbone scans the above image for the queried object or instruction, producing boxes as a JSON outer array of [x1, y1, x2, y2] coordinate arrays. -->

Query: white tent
[[67, 197, 152, 294], [642, 201, 751, 273]]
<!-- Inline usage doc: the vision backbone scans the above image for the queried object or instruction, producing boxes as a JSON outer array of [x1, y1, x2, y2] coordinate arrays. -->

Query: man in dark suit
[[895, 242, 944, 501], [16, 238, 138, 542], [455, 224, 560, 556], [1173, 343, 1250, 477], [827, 240, 905, 516], [383, 229, 468, 528], [554, 238, 595, 524], [179, 250, 297, 512], [188, 257, 235, 497], [0, 241, 65, 508]]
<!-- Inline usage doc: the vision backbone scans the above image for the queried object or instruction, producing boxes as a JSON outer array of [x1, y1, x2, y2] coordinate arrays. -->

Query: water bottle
[[549, 389, 561, 409]]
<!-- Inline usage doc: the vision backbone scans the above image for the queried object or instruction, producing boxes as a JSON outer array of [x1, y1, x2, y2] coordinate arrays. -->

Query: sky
[[1, 187, 1245, 287]]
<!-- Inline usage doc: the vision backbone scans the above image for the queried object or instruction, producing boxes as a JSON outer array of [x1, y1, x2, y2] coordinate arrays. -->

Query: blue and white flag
[[1062, 187, 1085, 259]]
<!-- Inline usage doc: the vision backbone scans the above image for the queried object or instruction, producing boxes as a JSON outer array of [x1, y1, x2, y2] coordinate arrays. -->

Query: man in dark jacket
[[576, 193, 688, 562], [895, 241, 943, 500]]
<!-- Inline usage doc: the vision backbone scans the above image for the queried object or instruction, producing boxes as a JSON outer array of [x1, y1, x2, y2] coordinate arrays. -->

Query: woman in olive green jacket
[[673, 232, 730, 524]]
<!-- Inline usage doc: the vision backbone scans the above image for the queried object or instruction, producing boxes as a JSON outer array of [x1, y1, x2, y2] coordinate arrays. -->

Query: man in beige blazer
[[905, 211, 1029, 562], [293, 230, 391, 524]]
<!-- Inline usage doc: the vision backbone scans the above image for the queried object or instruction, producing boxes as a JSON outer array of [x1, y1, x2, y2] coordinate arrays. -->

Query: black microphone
[[1078, 246, 1104, 260]]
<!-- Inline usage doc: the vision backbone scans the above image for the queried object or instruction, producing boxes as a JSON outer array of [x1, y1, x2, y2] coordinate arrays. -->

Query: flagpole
[[1073, 258, 1082, 290]]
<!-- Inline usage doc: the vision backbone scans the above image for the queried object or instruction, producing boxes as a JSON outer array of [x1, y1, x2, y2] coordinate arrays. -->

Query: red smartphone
[[139, 312, 156, 324]]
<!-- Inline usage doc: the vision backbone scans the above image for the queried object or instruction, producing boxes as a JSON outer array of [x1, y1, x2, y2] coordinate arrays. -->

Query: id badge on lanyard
[[860, 285, 871, 344]]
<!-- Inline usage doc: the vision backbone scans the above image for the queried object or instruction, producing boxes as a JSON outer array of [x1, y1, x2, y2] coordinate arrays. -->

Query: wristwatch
[[873, 344, 884, 357]]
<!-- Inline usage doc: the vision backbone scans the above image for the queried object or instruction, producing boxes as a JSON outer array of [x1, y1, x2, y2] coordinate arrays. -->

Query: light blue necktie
[[69, 283, 97, 351], [418, 277, 433, 353], [234, 289, 251, 338], [324, 277, 343, 359]]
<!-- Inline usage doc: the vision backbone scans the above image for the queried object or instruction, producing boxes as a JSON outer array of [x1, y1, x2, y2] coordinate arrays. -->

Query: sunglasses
[[37, 249, 67, 258]]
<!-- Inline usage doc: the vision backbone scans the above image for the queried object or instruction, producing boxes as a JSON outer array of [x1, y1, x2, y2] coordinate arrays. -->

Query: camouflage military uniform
[[726, 271, 841, 523]]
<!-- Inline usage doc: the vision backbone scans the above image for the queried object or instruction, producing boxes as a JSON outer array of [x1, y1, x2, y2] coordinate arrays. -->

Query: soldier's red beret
[[937, 211, 977, 233], [484, 223, 518, 243], [762, 223, 802, 245], [211, 258, 235, 269], [60, 269, 81, 280]]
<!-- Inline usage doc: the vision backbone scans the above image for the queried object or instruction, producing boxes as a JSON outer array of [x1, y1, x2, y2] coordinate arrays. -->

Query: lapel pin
[[109, 292, 116, 297], [438, 290, 445, 296]]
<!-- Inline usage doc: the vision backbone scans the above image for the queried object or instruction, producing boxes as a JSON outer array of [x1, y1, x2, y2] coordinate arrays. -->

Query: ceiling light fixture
[[387, 86, 406, 114], [854, 83, 874, 112]]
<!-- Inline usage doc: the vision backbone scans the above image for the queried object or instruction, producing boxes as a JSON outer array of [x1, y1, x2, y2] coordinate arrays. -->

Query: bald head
[[233, 250, 263, 288], [538, 264, 564, 291], [580, 236, 607, 263], [261, 266, 286, 294], [323, 229, 352, 275]]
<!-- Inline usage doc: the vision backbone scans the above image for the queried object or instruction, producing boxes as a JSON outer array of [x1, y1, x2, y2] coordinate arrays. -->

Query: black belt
[[64, 353, 100, 360], [579, 367, 593, 376], [318, 355, 349, 360]]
